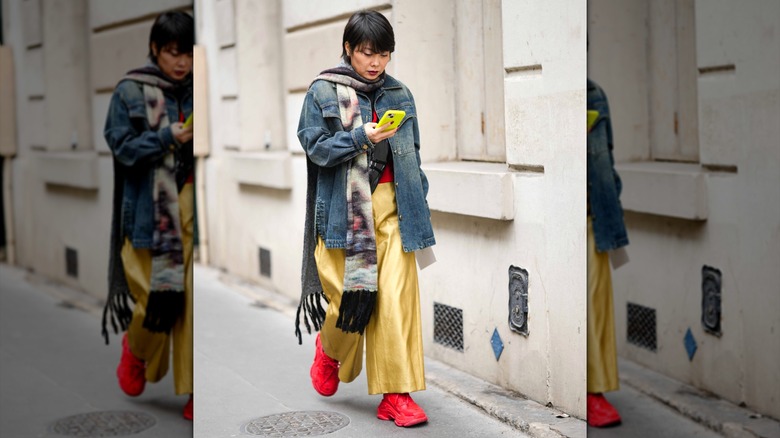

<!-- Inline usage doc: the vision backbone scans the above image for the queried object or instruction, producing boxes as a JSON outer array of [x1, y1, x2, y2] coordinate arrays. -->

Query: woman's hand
[[171, 122, 193, 145], [364, 122, 399, 145]]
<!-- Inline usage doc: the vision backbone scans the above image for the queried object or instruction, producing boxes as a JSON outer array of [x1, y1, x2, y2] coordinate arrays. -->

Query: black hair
[[148, 11, 194, 61], [341, 10, 395, 62]]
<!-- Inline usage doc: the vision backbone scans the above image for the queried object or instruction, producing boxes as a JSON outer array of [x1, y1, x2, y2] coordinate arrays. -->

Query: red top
[[372, 109, 394, 184]]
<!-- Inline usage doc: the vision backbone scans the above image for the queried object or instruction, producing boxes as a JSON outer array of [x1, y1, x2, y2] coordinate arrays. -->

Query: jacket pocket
[[126, 101, 149, 133], [320, 104, 344, 132], [390, 113, 416, 156]]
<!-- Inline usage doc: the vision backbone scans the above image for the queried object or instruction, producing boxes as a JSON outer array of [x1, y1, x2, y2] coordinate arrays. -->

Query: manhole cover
[[51, 411, 156, 437], [242, 411, 350, 436]]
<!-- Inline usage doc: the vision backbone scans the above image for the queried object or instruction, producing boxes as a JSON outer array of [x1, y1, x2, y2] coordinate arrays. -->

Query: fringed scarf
[[295, 62, 385, 343], [102, 65, 186, 342]]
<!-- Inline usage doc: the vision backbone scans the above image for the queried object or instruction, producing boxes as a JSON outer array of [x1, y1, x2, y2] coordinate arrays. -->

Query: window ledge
[[38, 151, 99, 190], [422, 161, 514, 220], [230, 151, 292, 190], [615, 161, 708, 220]]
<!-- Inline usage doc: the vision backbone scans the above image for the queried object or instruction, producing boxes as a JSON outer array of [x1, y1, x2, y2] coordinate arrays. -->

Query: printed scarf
[[295, 62, 384, 341], [115, 70, 184, 334], [143, 82, 185, 332]]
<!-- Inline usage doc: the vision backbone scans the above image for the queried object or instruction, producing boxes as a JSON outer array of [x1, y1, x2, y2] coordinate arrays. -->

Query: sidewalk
[[6, 261, 774, 438], [587, 358, 780, 438], [0, 263, 192, 437], [195, 264, 586, 438]]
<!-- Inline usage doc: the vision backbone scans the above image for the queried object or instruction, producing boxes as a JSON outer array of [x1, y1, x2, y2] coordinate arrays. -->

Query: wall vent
[[627, 302, 656, 351], [65, 247, 78, 278], [433, 302, 463, 352], [259, 247, 271, 278]]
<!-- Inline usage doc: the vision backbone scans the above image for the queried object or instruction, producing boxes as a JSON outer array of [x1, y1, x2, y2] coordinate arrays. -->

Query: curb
[[619, 358, 780, 438], [426, 359, 586, 438]]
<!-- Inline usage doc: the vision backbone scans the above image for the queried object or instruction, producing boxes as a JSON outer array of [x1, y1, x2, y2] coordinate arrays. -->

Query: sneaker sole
[[377, 409, 428, 427]]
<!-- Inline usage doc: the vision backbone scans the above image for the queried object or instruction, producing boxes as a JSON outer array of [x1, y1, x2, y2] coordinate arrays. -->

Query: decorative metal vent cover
[[241, 411, 349, 436], [50, 411, 155, 436], [701, 265, 722, 336], [433, 302, 463, 351], [627, 302, 657, 351], [508, 265, 529, 335], [65, 247, 78, 278], [259, 247, 271, 277]]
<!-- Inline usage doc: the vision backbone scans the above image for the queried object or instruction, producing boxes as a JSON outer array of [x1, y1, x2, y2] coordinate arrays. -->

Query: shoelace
[[390, 394, 411, 408], [318, 351, 339, 371]]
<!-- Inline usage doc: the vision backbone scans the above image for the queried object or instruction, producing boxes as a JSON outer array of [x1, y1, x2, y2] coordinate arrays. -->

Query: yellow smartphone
[[183, 113, 193, 129], [376, 110, 406, 131], [587, 110, 599, 132]]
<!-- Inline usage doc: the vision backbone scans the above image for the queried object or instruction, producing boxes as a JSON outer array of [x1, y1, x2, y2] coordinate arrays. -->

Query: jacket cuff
[[160, 125, 178, 152], [351, 125, 374, 154]]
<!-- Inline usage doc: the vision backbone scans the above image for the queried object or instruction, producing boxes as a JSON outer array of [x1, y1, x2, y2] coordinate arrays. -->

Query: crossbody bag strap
[[368, 139, 389, 193]]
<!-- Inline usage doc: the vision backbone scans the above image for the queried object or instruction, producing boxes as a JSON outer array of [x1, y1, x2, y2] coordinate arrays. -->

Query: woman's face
[[152, 42, 193, 81], [346, 43, 390, 81]]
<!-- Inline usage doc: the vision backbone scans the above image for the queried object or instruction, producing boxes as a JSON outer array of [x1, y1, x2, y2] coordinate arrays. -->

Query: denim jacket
[[298, 74, 436, 253], [104, 68, 193, 248], [587, 79, 628, 252]]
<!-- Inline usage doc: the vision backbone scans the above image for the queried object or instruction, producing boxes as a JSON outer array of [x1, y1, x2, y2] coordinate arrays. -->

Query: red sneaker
[[377, 393, 428, 427], [310, 333, 339, 396], [117, 333, 145, 397], [183, 394, 193, 421], [587, 393, 621, 427]]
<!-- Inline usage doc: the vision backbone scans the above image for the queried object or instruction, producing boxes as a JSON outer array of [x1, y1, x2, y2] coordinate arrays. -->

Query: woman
[[295, 10, 435, 428], [102, 11, 195, 421], [586, 78, 629, 427]]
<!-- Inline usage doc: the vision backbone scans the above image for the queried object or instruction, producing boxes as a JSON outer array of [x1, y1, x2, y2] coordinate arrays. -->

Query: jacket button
[[395, 182, 399, 186], [362, 144, 369, 150], [399, 214, 403, 221]]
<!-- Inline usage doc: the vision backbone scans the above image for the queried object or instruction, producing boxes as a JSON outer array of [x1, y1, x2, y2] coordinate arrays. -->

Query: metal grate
[[65, 247, 78, 278], [508, 265, 529, 336], [701, 265, 722, 336], [627, 302, 657, 351], [259, 247, 271, 278], [50, 411, 155, 436], [241, 411, 349, 436], [433, 302, 463, 351]]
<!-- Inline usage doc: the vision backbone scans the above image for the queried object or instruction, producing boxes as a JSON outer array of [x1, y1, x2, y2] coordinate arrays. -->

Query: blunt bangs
[[341, 11, 395, 61], [149, 11, 195, 59]]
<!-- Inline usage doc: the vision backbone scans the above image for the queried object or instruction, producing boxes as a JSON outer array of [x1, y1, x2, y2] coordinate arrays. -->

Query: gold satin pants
[[315, 182, 426, 395], [587, 216, 619, 393], [122, 183, 193, 395]]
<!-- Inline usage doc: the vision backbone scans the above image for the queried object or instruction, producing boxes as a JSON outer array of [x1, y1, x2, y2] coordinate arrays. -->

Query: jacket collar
[[381, 74, 403, 89]]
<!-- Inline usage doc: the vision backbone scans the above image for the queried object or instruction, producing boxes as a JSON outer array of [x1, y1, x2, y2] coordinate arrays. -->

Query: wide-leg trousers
[[315, 182, 426, 395], [122, 182, 193, 395], [587, 216, 619, 393]]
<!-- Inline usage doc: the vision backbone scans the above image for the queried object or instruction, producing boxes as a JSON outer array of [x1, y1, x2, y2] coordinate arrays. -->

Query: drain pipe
[[196, 156, 209, 265], [1, 45, 17, 265], [3, 156, 15, 265], [192, 45, 210, 266]]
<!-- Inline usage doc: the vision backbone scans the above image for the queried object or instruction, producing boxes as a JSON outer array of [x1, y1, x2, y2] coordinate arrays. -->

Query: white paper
[[415, 247, 437, 270], [609, 247, 630, 270]]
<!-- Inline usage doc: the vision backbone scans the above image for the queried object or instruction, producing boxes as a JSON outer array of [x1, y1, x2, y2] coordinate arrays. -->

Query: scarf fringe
[[335, 290, 377, 335], [295, 291, 329, 345], [101, 289, 134, 344], [142, 290, 184, 333]]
